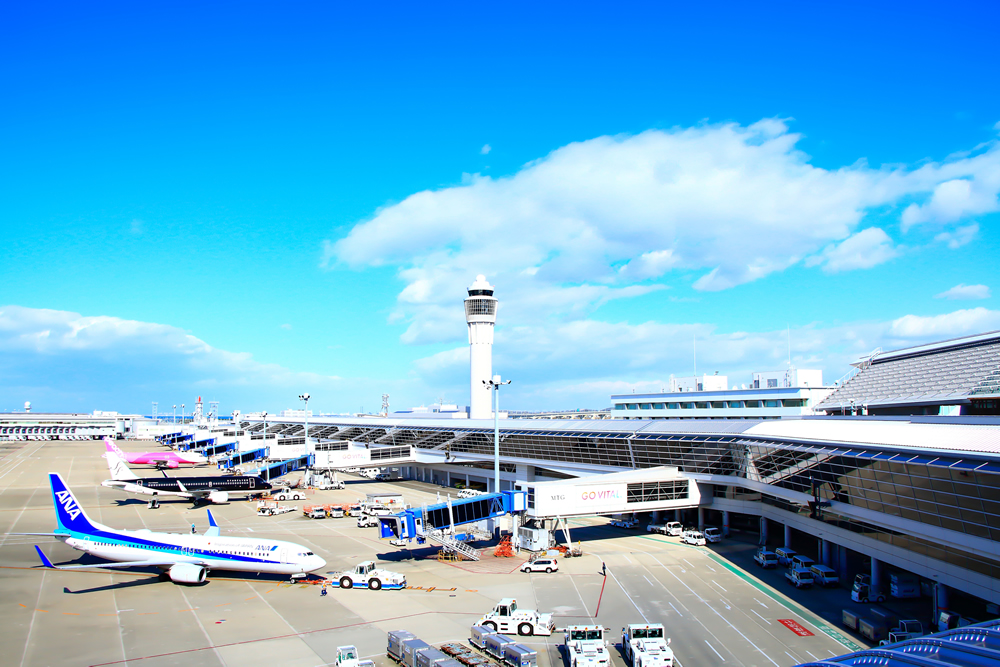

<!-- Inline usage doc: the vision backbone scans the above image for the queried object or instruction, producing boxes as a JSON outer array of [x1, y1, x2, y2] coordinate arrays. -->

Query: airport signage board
[[318, 448, 372, 467], [533, 482, 628, 515]]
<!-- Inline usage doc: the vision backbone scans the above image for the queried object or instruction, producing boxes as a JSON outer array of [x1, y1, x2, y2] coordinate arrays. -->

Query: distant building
[[392, 403, 473, 420], [817, 330, 1000, 416], [611, 369, 834, 419], [279, 409, 313, 418]]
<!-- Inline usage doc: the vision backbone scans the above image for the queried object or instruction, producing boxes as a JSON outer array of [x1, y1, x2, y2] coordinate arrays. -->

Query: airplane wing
[[34, 546, 184, 570]]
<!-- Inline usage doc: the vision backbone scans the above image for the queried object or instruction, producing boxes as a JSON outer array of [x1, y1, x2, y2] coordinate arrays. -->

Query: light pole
[[172, 405, 176, 424], [181, 404, 186, 424], [262, 411, 268, 446], [483, 376, 511, 494], [298, 394, 310, 446]]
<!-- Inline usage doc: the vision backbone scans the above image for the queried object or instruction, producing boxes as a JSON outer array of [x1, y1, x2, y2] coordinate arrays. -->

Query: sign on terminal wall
[[533, 483, 629, 515]]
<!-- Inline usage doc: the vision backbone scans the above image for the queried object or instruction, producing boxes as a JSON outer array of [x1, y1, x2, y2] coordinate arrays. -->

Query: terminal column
[[871, 557, 882, 591], [697, 507, 705, 531], [722, 511, 730, 537], [935, 583, 950, 630], [760, 517, 768, 545], [821, 539, 831, 565], [784, 524, 792, 549]]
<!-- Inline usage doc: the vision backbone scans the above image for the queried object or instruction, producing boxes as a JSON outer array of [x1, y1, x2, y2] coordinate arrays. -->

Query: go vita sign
[[533, 482, 629, 516]]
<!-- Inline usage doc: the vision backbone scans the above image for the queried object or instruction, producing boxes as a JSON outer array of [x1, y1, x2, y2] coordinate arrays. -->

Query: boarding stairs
[[425, 529, 482, 561]]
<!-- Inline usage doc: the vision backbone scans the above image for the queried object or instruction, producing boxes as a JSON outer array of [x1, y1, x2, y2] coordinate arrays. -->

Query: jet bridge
[[245, 453, 315, 481], [378, 489, 527, 542], [199, 441, 236, 458], [216, 446, 269, 470]]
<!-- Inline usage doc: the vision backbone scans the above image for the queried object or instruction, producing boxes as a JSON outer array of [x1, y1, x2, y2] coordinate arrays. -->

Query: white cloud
[[481, 144, 491, 155], [809, 227, 899, 273], [935, 284, 991, 300], [934, 222, 979, 249], [280, 323, 293, 330], [325, 119, 1000, 344], [890, 308, 1000, 338]]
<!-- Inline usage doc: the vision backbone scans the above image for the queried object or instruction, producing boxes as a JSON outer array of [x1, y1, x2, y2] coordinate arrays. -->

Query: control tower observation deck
[[464, 275, 498, 420]]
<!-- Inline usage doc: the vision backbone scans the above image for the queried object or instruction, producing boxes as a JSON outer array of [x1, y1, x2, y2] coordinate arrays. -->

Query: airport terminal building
[[251, 330, 1000, 623]]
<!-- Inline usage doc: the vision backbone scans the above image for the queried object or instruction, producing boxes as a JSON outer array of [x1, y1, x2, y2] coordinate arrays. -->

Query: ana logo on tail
[[55, 489, 82, 522]]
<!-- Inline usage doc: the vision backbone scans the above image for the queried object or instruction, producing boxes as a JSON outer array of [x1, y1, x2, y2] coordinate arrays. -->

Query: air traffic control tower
[[465, 275, 498, 419]]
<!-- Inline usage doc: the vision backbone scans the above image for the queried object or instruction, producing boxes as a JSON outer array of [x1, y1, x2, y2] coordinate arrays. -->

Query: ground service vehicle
[[775, 547, 797, 566], [664, 521, 683, 536], [810, 564, 839, 587], [791, 555, 816, 570], [565, 625, 610, 667], [272, 487, 306, 501], [609, 517, 637, 529], [357, 515, 379, 528], [889, 573, 921, 599], [755, 548, 778, 568], [477, 598, 554, 636], [334, 560, 406, 590], [521, 558, 558, 573], [307, 508, 327, 519], [337, 645, 376, 667], [878, 620, 924, 645], [622, 623, 674, 667], [681, 529, 706, 546], [257, 502, 294, 516], [851, 580, 886, 603], [703, 527, 722, 543], [785, 567, 814, 588], [646, 524, 667, 534]]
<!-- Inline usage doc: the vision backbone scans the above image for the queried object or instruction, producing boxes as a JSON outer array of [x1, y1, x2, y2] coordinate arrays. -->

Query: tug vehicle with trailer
[[621, 623, 674, 667], [477, 598, 554, 636], [333, 560, 406, 590]]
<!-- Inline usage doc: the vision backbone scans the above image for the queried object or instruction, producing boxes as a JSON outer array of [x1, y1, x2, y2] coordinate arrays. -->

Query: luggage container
[[388, 631, 417, 663], [416, 648, 451, 667], [842, 609, 859, 631], [470, 625, 495, 649], [503, 644, 537, 667], [869, 607, 897, 631], [401, 639, 432, 667], [859, 617, 887, 642], [484, 635, 515, 660], [437, 660, 464, 667]]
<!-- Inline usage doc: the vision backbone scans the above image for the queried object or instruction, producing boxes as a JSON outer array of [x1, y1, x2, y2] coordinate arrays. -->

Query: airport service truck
[[564, 625, 610, 667], [337, 645, 376, 667], [478, 598, 554, 636], [333, 560, 407, 590], [621, 624, 674, 667]]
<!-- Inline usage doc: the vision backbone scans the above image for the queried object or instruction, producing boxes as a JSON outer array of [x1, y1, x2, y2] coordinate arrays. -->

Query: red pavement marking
[[778, 619, 814, 636]]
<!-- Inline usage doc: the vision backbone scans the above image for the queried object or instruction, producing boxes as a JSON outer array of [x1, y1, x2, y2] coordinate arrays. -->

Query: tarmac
[[0, 438, 878, 667]]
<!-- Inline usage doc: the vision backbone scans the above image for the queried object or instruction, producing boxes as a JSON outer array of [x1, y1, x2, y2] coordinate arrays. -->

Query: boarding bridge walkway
[[378, 490, 527, 544], [199, 441, 236, 458], [245, 453, 315, 481], [216, 446, 269, 470]]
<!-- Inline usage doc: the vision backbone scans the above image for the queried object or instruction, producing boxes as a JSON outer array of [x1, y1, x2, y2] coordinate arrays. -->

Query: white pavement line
[[178, 587, 225, 666], [668, 601, 682, 616], [785, 651, 798, 662], [711, 579, 727, 592], [661, 562, 706, 602], [704, 640, 724, 661], [113, 582, 130, 667], [606, 569, 649, 623], [0, 485, 39, 551], [567, 567, 593, 618], [706, 564, 716, 572], [706, 604, 779, 667], [806, 651, 818, 660], [0, 459, 25, 482], [682, 558, 694, 568], [19, 569, 46, 667], [751, 609, 771, 624], [643, 575, 654, 586], [755, 597, 768, 608]]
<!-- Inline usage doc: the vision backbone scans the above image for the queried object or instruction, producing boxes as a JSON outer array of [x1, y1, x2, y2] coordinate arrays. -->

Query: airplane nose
[[309, 556, 326, 572]]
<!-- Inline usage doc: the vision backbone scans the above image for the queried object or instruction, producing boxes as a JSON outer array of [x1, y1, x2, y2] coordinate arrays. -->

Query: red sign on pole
[[778, 619, 814, 636]]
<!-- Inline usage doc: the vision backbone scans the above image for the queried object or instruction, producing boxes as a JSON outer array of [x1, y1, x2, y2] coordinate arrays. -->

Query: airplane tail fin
[[49, 473, 98, 534], [205, 509, 220, 537], [105, 448, 139, 481], [104, 437, 128, 461]]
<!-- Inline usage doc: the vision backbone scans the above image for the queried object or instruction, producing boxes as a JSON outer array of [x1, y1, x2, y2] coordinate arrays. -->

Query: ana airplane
[[102, 445, 270, 504], [104, 438, 207, 468], [33, 472, 325, 583]]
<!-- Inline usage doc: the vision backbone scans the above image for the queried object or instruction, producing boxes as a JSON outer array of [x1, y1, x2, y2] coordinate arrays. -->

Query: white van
[[775, 547, 798, 567], [682, 529, 706, 546], [791, 554, 816, 570], [703, 527, 722, 543], [810, 564, 839, 587]]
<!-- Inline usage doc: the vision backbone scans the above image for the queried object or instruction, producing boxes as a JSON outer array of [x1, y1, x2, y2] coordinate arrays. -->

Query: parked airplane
[[102, 446, 270, 503], [33, 472, 325, 583], [104, 438, 207, 468]]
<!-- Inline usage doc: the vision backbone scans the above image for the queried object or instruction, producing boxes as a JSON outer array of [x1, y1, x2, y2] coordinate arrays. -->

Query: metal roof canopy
[[794, 618, 1000, 667]]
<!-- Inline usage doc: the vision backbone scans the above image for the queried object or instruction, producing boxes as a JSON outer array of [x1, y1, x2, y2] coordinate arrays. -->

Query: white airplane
[[33, 472, 325, 584]]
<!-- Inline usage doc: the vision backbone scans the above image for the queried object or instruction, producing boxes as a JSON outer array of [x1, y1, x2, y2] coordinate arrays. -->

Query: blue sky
[[2, 1, 999, 415]]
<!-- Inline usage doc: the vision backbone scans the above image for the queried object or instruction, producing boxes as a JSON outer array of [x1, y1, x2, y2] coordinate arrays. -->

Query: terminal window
[[626, 480, 688, 503]]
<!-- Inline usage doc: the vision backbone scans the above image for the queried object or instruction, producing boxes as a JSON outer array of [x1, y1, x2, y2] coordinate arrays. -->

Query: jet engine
[[207, 491, 229, 504], [167, 562, 207, 584]]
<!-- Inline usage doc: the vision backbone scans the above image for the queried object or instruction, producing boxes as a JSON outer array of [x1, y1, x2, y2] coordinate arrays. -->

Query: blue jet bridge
[[178, 437, 217, 452], [157, 433, 193, 447], [379, 490, 527, 541], [199, 441, 236, 458], [216, 447, 269, 470], [245, 453, 315, 481]]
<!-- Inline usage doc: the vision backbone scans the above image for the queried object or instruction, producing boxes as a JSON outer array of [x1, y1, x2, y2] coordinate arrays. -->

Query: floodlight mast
[[484, 376, 511, 495], [299, 394, 310, 445]]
